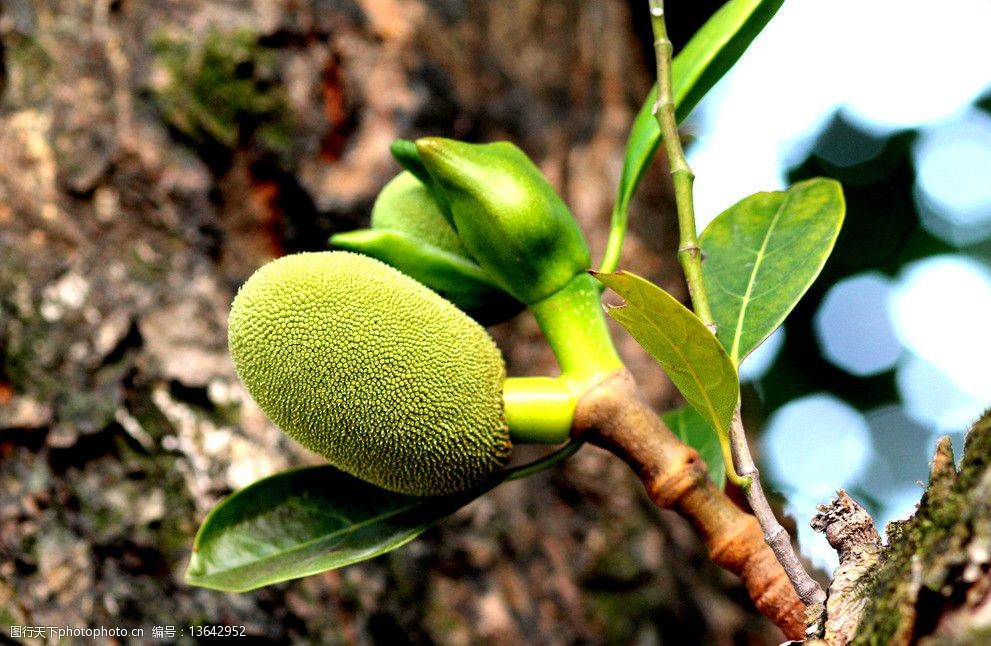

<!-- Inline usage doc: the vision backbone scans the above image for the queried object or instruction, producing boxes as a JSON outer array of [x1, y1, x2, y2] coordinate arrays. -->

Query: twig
[[647, 0, 715, 332], [731, 409, 827, 610], [646, 0, 826, 618], [573, 371, 806, 639], [809, 490, 882, 642]]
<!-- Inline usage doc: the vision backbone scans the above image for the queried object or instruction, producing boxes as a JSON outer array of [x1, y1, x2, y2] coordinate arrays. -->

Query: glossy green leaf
[[186, 442, 583, 592], [330, 228, 523, 324], [185, 466, 479, 592], [601, 87, 663, 272], [604, 0, 784, 273], [594, 271, 739, 465], [662, 405, 725, 489], [330, 229, 491, 291], [700, 178, 845, 364]]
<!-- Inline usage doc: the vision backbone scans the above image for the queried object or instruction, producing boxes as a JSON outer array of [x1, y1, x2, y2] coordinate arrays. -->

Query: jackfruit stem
[[572, 370, 807, 639], [529, 272, 624, 391], [503, 377, 576, 444]]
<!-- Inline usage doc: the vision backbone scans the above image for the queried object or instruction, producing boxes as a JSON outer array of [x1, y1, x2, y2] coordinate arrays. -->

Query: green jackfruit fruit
[[228, 251, 511, 496], [370, 171, 468, 257]]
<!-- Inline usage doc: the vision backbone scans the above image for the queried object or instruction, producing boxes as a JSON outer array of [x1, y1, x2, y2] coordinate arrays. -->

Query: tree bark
[[807, 411, 991, 645], [0, 1, 773, 643]]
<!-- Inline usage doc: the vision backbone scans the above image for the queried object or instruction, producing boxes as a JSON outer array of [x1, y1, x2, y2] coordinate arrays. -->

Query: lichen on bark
[[811, 410, 991, 645]]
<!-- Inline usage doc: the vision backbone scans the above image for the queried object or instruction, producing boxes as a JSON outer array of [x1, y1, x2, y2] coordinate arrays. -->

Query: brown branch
[[572, 370, 807, 640]]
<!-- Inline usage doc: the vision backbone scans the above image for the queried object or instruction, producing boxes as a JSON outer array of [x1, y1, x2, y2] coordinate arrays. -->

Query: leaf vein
[[729, 192, 792, 363]]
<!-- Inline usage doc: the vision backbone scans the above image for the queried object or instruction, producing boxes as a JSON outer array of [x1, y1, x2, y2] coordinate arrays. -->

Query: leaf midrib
[[192, 497, 430, 582], [729, 193, 791, 363]]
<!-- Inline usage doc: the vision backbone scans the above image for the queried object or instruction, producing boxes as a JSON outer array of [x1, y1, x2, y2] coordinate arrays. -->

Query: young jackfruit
[[228, 251, 512, 496]]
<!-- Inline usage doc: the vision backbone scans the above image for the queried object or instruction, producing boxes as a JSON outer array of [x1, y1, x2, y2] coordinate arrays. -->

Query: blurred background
[[1, 0, 988, 644], [683, 0, 991, 571]]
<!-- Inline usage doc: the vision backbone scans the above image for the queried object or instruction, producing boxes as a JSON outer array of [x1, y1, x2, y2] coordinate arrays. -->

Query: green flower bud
[[415, 137, 591, 305], [389, 139, 454, 223], [330, 170, 524, 325]]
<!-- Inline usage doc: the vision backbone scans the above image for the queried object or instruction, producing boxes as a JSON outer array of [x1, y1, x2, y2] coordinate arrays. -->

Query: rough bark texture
[[808, 412, 991, 645], [0, 1, 787, 644]]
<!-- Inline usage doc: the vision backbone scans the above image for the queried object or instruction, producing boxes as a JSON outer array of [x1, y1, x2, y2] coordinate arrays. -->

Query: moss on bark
[[830, 411, 991, 645]]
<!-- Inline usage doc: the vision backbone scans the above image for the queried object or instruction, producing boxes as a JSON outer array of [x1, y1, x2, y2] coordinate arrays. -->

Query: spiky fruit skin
[[370, 171, 469, 257], [228, 251, 511, 496]]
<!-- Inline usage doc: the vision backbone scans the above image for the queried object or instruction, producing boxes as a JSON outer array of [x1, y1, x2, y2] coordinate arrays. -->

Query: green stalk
[[600, 203, 628, 275], [504, 440, 584, 481], [503, 376, 576, 444], [529, 273, 624, 391], [648, 0, 716, 334]]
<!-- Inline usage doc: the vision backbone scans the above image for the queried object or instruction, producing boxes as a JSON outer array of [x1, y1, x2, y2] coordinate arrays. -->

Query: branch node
[[647, 0, 715, 328], [573, 370, 807, 638]]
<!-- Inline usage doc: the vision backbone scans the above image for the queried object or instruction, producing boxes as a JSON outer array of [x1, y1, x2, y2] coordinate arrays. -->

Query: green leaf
[[330, 229, 492, 291], [603, 0, 784, 273], [662, 405, 725, 489], [185, 466, 481, 592], [602, 85, 662, 272], [594, 271, 742, 484], [700, 178, 845, 364], [185, 442, 584, 592], [330, 228, 523, 324]]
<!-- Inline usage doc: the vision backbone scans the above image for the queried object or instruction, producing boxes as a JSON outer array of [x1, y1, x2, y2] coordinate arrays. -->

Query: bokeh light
[[764, 394, 872, 499], [684, 0, 991, 570], [858, 406, 932, 497], [813, 272, 901, 377], [763, 394, 873, 570], [888, 255, 991, 401], [912, 109, 991, 246], [738, 326, 785, 383], [896, 354, 989, 436], [688, 0, 991, 226]]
